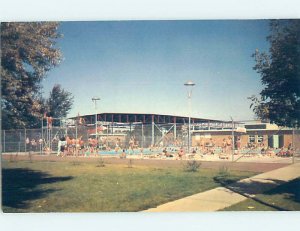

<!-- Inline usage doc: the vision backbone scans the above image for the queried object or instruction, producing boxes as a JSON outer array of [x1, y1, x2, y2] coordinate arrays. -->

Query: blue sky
[[42, 20, 270, 121]]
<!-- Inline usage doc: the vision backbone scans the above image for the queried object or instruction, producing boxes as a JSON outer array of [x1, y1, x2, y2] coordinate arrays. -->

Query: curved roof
[[70, 112, 227, 124]]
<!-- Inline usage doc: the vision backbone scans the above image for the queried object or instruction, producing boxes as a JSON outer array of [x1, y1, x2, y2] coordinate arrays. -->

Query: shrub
[[185, 160, 201, 172], [214, 165, 234, 185], [28, 152, 32, 163], [71, 161, 81, 166], [96, 157, 105, 167], [218, 165, 230, 176], [127, 159, 133, 168], [9, 154, 14, 162], [10, 153, 19, 162]]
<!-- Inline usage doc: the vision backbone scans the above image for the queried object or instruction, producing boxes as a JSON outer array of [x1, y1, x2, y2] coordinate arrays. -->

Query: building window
[[248, 135, 255, 143], [257, 135, 264, 143]]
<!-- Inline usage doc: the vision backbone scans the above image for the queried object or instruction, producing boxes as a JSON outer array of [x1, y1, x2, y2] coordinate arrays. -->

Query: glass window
[[248, 135, 255, 143], [257, 135, 264, 143]]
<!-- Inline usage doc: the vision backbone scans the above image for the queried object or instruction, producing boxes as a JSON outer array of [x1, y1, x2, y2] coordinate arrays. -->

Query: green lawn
[[2, 159, 255, 212], [222, 177, 300, 211]]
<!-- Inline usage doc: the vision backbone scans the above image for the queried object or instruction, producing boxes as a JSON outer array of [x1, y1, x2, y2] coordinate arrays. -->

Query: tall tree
[[46, 84, 74, 125], [1, 22, 62, 129], [250, 20, 300, 128]]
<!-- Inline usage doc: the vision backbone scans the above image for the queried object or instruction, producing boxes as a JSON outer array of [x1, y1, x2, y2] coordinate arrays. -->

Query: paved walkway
[[144, 163, 300, 212]]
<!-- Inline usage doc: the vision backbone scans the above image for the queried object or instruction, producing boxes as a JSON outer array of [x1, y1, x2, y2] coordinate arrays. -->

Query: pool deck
[[2, 151, 295, 164]]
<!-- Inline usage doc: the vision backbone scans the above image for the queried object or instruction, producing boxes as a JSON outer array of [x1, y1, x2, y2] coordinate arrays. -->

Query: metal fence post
[[231, 117, 235, 162], [3, 130, 5, 153], [141, 123, 144, 148], [152, 121, 154, 146], [292, 128, 295, 164], [174, 122, 177, 141], [41, 118, 44, 155], [24, 128, 27, 153], [19, 131, 22, 152]]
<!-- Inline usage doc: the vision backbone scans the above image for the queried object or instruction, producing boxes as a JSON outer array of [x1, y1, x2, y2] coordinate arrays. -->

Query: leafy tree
[[46, 84, 74, 126], [250, 20, 300, 128], [1, 22, 62, 129]]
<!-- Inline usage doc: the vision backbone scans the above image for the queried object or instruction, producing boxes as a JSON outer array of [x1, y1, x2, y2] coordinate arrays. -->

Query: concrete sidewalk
[[144, 163, 300, 212]]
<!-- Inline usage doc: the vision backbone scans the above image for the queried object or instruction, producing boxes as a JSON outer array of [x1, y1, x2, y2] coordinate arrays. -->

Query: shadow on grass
[[2, 168, 73, 211], [214, 173, 300, 211], [265, 178, 300, 203]]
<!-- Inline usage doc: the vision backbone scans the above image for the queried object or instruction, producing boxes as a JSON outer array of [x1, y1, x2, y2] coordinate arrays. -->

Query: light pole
[[184, 81, 195, 154], [92, 97, 100, 139]]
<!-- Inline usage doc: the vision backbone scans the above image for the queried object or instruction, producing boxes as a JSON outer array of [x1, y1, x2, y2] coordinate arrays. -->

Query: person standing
[[236, 137, 241, 150], [57, 137, 66, 157], [222, 138, 227, 153], [226, 136, 232, 153]]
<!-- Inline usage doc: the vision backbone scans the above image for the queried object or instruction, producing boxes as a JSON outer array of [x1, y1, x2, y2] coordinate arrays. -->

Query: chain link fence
[[0, 123, 188, 154], [1, 123, 299, 163], [1, 126, 85, 154], [293, 129, 300, 163], [227, 128, 300, 163]]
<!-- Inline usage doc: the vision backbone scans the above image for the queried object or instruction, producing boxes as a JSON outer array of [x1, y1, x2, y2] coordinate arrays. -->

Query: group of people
[[56, 135, 126, 157], [153, 147, 186, 159], [222, 137, 235, 153], [261, 143, 294, 157], [55, 132, 296, 159], [26, 137, 43, 152], [57, 136, 85, 156], [117, 146, 187, 160], [196, 137, 233, 155]]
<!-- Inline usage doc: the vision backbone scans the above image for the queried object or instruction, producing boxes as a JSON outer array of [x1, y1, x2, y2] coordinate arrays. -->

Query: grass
[[2, 160, 255, 212], [222, 177, 300, 211]]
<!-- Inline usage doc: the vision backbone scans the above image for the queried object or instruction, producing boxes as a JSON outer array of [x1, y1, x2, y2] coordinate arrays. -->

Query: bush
[[9, 154, 14, 162], [96, 157, 105, 167], [28, 152, 32, 163], [9, 153, 19, 162], [218, 165, 230, 176], [127, 159, 133, 168], [71, 161, 81, 166], [214, 165, 234, 185], [185, 160, 201, 172]]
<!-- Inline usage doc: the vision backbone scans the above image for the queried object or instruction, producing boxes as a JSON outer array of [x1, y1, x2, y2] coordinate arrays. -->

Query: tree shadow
[[2, 168, 73, 211], [213, 174, 298, 211], [264, 178, 300, 203]]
